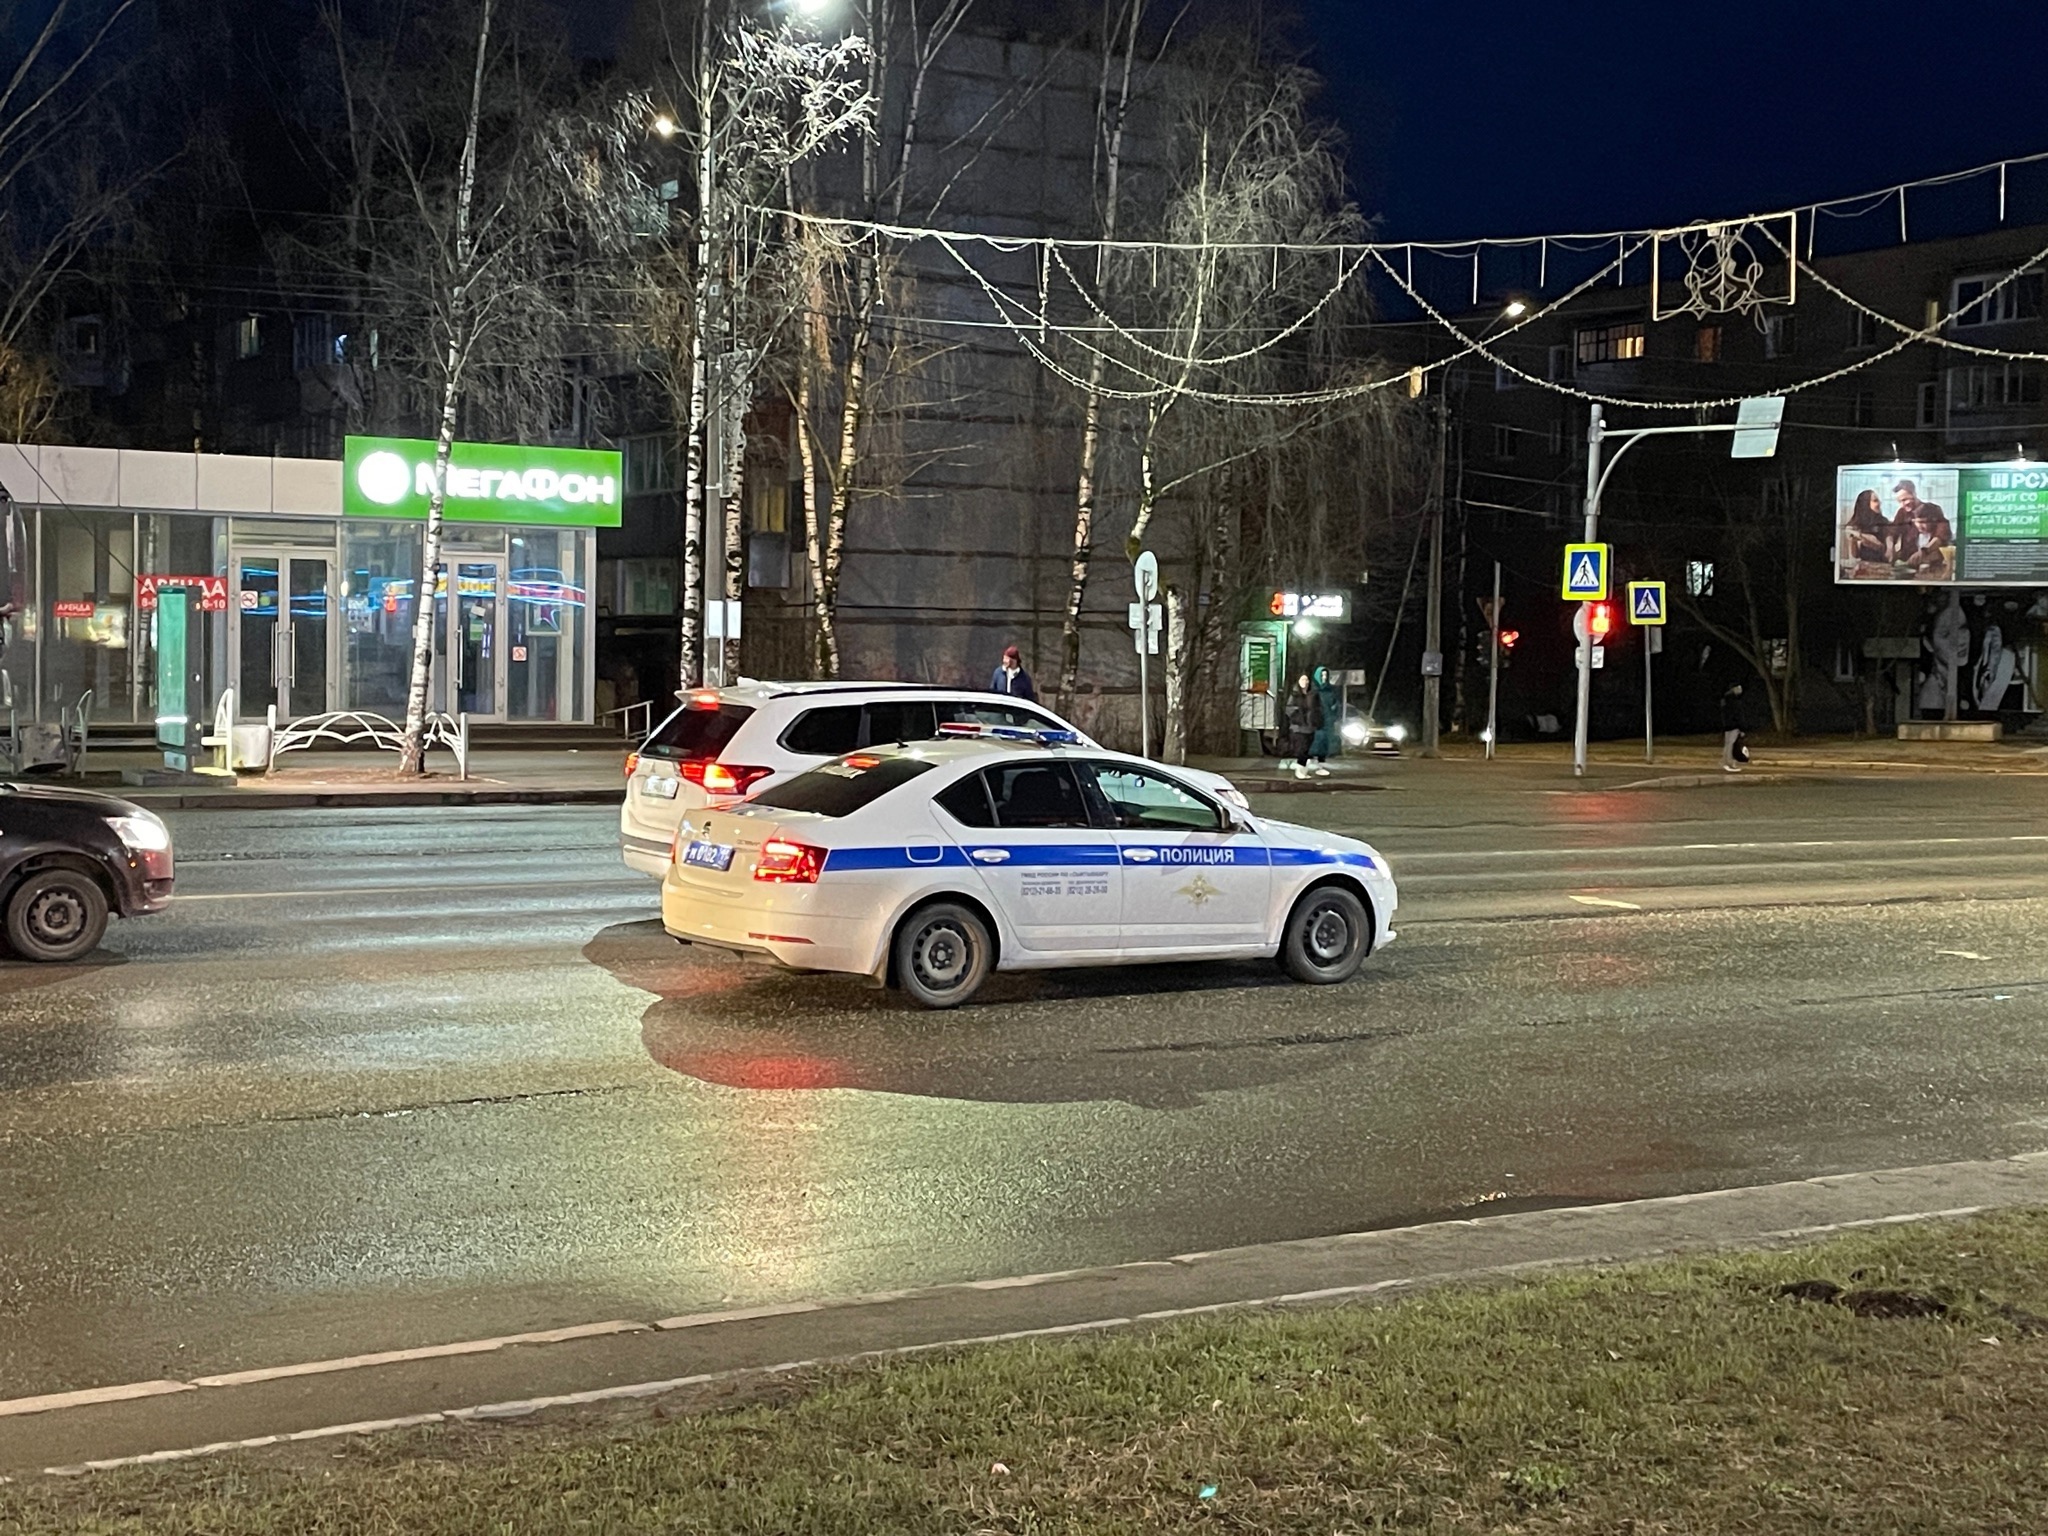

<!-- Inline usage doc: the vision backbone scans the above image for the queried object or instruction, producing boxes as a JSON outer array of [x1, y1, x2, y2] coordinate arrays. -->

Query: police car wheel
[[5, 868, 109, 964], [893, 902, 992, 1009], [1279, 884, 1369, 985]]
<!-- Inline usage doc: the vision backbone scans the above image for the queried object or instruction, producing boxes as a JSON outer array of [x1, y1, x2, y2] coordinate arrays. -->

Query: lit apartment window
[[1686, 560, 1715, 597], [1575, 322, 1645, 366], [1694, 325, 1721, 363], [1950, 271, 2044, 328]]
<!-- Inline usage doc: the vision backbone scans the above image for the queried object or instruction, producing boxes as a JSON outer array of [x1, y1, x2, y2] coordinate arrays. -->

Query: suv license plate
[[682, 840, 735, 872]]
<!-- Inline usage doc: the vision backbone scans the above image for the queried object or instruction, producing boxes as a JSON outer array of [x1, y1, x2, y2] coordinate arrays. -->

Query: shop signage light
[[344, 437, 625, 528], [1269, 590, 1349, 621]]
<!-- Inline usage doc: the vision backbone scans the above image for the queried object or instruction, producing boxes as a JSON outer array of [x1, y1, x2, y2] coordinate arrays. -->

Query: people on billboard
[[1837, 469, 1959, 583], [1843, 489, 1890, 562], [1890, 479, 1955, 579]]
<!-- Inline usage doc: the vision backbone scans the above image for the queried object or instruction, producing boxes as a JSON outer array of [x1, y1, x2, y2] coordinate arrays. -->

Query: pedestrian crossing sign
[[1627, 580, 1667, 625], [1561, 543, 1609, 600]]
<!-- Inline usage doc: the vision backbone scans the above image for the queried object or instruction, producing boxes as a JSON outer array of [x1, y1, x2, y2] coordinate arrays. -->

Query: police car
[[620, 681, 1250, 876], [661, 725, 1396, 1008]]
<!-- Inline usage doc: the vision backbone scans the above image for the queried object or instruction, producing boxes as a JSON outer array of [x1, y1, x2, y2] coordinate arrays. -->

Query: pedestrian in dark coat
[[990, 645, 1037, 701], [1282, 673, 1323, 779], [1719, 683, 1748, 772]]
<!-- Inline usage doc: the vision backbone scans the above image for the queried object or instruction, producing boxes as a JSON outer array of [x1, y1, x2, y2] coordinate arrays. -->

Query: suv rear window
[[643, 702, 753, 761], [749, 755, 937, 817], [781, 705, 861, 755]]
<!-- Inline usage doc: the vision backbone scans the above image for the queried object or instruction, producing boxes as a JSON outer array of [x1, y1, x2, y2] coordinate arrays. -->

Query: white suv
[[618, 681, 1248, 875]]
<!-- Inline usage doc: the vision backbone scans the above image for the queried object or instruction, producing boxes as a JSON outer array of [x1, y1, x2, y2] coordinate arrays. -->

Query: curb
[[9, 1149, 2047, 1477], [121, 787, 626, 811]]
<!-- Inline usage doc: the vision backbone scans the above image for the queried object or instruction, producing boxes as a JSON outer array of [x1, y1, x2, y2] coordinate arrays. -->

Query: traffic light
[[1588, 602, 1615, 641]]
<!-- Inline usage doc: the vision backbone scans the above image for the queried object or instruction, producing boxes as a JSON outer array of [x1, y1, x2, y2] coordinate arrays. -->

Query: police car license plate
[[682, 840, 734, 872]]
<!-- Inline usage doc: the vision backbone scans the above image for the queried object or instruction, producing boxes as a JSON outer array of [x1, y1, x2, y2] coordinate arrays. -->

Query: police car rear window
[[749, 755, 937, 817], [644, 702, 753, 761]]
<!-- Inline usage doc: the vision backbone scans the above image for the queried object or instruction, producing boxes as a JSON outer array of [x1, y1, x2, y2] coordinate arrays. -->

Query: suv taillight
[[681, 760, 772, 796], [754, 838, 824, 883]]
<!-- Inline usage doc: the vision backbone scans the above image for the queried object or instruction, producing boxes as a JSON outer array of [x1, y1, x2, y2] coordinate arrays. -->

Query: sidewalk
[[3, 1148, 2042, 1476], [1194, 730, 2048, 791], [72, 745, 630, 810]]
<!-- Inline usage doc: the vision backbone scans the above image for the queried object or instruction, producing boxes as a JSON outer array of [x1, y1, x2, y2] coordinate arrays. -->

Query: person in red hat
[[989, 644, 1037, 701]]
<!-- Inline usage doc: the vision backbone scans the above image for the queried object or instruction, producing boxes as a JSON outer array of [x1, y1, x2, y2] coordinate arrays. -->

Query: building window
[[1491, 423, 1517, 460], [234, 315, 261, 359], [1686, 560, 1715, 598], [1492, 363, 1521, 392], [1917, 381, 1939, 428], [1547, 344, 1570, 381], [1947, 363, 2044, 413], [1951, 271, 2044, 328], [1851, 391, 1876, 428], [67, 316, 102, 356], [1547, 419, 1564, 455], [1764, 314, 1796, 358], [622, 434, 678, 494], [292, 314, 334, 373], [1847, 310, 1880, 349], [1833, 641, 1857, 683], [615, 557, 676, 616], [1694, 325, 1722, 363], [1575, 321, 1645, 366]]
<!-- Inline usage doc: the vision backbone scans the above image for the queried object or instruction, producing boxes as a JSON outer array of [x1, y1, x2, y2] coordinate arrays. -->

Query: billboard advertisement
[[1837, 462, 2048, 585]]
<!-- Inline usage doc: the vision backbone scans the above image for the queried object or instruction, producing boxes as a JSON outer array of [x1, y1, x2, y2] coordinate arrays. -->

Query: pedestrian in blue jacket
[[990, 645, 1037, 701]]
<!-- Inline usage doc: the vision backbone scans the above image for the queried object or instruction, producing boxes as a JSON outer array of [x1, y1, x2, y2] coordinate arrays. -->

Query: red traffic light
[[1498, 628, 1520, 651], [1588, 602, 1615, 640]]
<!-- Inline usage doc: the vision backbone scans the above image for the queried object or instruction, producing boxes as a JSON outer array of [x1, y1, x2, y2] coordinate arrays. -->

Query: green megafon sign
[[344, 437, 624, 527]]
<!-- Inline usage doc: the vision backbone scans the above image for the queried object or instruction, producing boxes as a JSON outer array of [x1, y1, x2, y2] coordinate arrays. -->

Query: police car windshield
[[750, 755, 937, 817]]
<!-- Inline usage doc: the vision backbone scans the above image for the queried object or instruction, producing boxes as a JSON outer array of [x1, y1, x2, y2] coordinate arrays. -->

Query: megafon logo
[[356, 450, 412, 506]]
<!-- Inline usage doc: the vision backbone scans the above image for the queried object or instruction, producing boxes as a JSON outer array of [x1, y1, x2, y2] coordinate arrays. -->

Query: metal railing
[[266, 710, 470, 780], [602, 699, 655, 741]]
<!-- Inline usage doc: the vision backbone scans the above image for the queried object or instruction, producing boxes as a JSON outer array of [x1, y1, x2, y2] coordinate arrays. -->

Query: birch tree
[[308, 0, 640, 772], [619, 1, 868, 688]]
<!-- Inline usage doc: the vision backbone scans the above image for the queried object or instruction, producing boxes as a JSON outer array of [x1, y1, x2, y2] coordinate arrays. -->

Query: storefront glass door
[[235, 551, 333, 720], [434, 558, 506, 720]]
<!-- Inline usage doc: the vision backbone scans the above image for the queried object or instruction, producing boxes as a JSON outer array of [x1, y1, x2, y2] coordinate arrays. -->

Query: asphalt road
[[5, 762, 2048, 1403]]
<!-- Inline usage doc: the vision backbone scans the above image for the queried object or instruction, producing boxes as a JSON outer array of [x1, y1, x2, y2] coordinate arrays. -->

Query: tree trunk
[[793, 239, 837, 678], [398, 0, 490, 776], [722, 433, 747, 681], [1161, 582, 1187, 763], [678, 43, 715, 692]]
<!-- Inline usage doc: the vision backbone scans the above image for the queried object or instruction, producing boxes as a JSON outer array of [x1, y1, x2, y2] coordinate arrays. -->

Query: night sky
[[1300, 0, 2048, 242]]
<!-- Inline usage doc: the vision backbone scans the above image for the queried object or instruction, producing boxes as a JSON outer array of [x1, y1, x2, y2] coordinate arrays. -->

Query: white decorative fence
[[266, 710, 470, 779]]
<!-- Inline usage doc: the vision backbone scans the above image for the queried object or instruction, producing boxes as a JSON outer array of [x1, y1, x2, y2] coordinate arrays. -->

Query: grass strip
[[10, 1210, 2048, 1533]]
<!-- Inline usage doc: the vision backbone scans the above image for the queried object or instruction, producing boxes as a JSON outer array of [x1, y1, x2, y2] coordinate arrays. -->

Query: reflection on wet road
[[3, 773, 2047, 1398]]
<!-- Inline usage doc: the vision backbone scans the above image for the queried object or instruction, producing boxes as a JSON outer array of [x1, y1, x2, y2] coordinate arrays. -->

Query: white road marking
[[1936, 950, 1990, 961], [187, 1320, 646, 1389], [1567, 894, 1642, 910], [175, 878, 647, 903], [0, 1380, 191, 1420]]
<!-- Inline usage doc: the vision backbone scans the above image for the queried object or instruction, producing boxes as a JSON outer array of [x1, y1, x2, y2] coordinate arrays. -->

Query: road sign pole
[[1643, 629, 1654, 764], [1485, 560, 1501, 762], [1573, 404, 1603, 777]]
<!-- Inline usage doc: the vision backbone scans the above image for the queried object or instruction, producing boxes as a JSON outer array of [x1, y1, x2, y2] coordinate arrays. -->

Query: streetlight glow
[[1503, 299, 1528, 319], [651, 113, 678, 139]]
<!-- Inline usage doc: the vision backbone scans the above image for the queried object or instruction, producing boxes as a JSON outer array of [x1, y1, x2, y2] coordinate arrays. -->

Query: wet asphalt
[[4, 761, 2048, 1399]]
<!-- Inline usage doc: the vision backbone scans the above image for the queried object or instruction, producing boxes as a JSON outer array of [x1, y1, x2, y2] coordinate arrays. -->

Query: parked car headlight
[[1385, 724, 1407, 743], [1341, 719, 1367, 745], [108, 812, 171, 854]]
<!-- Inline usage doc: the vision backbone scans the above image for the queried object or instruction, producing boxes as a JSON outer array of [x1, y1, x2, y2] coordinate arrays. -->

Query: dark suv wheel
[[1278, 883, 1370, 985], [5, 868, 110, 963], [892, 901, 993, 1009]]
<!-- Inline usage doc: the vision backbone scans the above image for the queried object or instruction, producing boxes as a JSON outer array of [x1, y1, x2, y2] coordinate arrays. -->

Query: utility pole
[[1485, 559, 1501, 761], [1420, 393, 1448, 757], [1571, 404, 1604, 777]]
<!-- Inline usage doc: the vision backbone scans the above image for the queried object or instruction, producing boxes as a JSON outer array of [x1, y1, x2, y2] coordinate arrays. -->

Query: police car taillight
[[680, 760, 772, 796], [624, 751, 640, 779], [754, 838, 824, 883]]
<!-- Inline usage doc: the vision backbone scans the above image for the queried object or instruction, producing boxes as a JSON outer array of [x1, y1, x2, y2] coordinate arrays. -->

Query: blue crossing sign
[[1561, 542, 1610, 601], [1626, 580, 1667, 625]]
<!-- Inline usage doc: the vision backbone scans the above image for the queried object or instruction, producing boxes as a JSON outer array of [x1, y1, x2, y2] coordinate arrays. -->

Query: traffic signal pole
[[1571, 399, 1781, 777], [1485, 559, 1501, 761]]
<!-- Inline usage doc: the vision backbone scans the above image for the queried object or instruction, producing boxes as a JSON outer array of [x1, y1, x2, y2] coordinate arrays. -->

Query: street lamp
[[650, 112, 678, 139]]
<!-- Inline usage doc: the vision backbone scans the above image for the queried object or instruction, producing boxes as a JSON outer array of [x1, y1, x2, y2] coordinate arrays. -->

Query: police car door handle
[[969, 847, 1010, 864]]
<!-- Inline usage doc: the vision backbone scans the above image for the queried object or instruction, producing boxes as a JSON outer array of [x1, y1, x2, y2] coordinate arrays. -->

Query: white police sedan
[[661, 726, 1397, 1008]]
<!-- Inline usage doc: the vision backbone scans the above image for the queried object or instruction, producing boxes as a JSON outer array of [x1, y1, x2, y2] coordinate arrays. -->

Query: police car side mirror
[[1224, 810, 1256, 834]]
